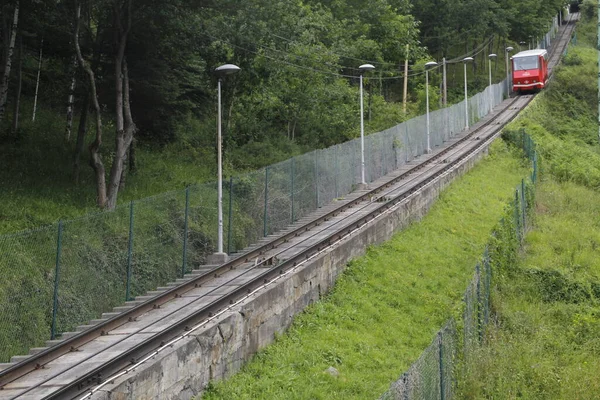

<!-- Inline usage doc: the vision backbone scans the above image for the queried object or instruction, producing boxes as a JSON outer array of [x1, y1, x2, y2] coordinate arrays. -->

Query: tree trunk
[[11, 34, 21, 135], [106, 0, 135, 209], [118, 58, 137, 192], [73, 91, 89, 184], [32, 38, 43, 122], [75, 3, 107, 208], [0, 0, 19, 121], [65, 55, 78, 141]]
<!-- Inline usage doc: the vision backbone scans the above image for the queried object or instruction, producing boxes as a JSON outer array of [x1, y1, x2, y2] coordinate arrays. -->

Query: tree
[[0, 0, 19, 121]]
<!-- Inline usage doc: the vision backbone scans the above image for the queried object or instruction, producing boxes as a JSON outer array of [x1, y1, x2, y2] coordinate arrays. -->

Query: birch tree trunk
[[65, 55, 78, 141], [31, 38, 43, 122], [75, 3, 107, 208], [0, 0, 19, 121], [11, 34, 21, 135]]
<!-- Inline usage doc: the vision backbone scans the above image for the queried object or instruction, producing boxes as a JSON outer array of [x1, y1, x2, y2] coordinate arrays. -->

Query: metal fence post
[[476, 263, 483, 343], [181, 188, 190, 278], [515, 190, 521, 241], [50, 220, 63, 340], [439, 331, 445, 400], [264, 167, 269, 237], [291, 158, 295, 223], [521, 179, 527, 231], [334, 145, 339, 199], [227, 176, 233, 254], [125, 201, 134, 301], [314, 150, 319, 208]]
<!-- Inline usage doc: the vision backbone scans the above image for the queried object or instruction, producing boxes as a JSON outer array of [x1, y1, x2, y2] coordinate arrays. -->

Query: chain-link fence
[[0, 20, 557, 363], [380, 129, 538, 399], [381, 320, 456, 400]]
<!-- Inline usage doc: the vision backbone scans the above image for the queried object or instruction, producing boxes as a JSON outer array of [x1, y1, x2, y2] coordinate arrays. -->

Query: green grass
[[458, 180, 600, 400], [457, 11, 600, 399], [200, 140, 528, 400]]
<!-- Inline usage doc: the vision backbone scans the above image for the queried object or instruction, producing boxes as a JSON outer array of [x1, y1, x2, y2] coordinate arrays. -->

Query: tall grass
[[458, 180, 600, 399]]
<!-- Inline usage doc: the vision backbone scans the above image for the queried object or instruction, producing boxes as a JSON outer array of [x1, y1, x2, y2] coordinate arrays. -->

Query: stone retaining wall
[[90, 144, 490, 400]]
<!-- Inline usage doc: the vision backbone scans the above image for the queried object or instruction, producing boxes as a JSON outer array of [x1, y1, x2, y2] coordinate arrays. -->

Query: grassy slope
[[458, 13, 600, 400], [201, 141, 528, 400], [459, 180, 600, 400]]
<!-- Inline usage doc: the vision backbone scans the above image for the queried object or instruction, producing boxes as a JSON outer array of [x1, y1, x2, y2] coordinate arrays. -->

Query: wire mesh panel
[[382, 331, 442, 400], [316, 147, 338, 207], [293, 150, 319, 220], [440, 321, 457, 400], [405, 114, 427, 160], [185, 183, 219, 264], [0, 226, 56, 362], [231, 168, 266, 252], [266, 159, 293, 236], [56, 208, 130, 335], [336, 138, 360, 196], [131, 190, 186, 297], [462, 273, 480, 366]]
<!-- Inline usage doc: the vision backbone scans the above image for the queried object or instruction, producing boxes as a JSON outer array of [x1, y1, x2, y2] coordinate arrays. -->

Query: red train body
[[511, 49, 549, 93]]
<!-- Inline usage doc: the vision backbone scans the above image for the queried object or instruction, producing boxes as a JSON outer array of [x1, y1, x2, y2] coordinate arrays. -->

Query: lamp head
[[506, 46, 514, 52], [424, 61, 438, 69], [463, 57, 474, 63], [215, 64, 241, 78], [488, 53, 497, 59], [358, 63, 376, 73]]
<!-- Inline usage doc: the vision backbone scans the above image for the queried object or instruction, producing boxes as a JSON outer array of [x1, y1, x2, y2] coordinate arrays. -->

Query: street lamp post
[[358, 63, 375, 187], [463, 57, 474, 130], [211, 63, 240, 264], [425, 61, 438, 153], [505, 46, 514, 96], [488, 54, 497, 110]]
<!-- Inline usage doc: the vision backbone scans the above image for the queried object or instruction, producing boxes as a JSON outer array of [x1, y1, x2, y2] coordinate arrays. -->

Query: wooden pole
[[403, 44, 409, 116]]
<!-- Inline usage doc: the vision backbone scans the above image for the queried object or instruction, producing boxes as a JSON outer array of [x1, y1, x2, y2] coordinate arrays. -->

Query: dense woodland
[[0, 0, 566, 217]]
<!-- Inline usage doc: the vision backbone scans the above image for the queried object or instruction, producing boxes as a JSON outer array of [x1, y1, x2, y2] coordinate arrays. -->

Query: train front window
[[513, 56, 539, 71]]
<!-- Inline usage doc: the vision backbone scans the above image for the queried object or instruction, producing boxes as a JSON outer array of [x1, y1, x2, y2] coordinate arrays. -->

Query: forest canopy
[[0, 0, 565, 210]]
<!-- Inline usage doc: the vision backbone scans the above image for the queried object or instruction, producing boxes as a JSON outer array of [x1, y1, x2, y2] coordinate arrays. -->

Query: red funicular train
[[511, 49, 549, 93]]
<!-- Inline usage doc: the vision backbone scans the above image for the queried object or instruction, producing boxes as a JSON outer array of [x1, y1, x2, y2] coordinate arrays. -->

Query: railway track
[[0, 13, 578, 400]]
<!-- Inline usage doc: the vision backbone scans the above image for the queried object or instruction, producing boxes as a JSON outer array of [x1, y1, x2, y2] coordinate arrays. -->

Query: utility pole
[[403, 44, 409, 116], [442, 57, 447, 107]]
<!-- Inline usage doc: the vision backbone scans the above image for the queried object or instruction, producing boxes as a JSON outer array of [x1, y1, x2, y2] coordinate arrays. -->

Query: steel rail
[[0, 13, 578, 399]]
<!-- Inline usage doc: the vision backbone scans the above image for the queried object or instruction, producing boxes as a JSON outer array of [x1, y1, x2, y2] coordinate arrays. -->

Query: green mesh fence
[[381, 129, 539, 399], [381, 320, 456, 400], [0, 226, 56, 362], [56, 208, 130, 336], [0, 65, 544, 364]]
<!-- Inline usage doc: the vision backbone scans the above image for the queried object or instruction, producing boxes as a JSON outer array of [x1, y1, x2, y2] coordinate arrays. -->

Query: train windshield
[[513, 56, 539, 71]]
